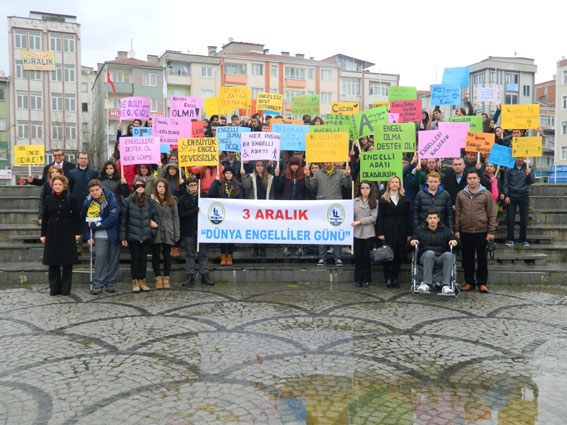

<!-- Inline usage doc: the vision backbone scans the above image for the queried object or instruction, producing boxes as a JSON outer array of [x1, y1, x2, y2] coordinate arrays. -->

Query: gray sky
[[1, 0, 563, 90]]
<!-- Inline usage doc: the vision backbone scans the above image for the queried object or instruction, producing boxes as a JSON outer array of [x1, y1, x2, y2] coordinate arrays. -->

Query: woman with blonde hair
[[38, 165, 64, 225]]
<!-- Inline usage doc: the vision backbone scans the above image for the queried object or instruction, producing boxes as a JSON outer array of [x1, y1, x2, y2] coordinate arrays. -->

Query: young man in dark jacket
[[177, 176, 213, 286], [503, 157, 535, 247], [68, 153, 99, 206], [410, 209, 458, 294], [413, 172, 453, 230]]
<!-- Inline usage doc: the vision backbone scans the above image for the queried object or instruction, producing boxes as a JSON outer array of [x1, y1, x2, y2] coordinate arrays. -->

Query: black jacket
[[68, 167, 99, 205], [120, 196, 159, 243], [376, 195, 412, 259], [503, 163, 535, 198], [177, 191, 199, 237], [412, 223, 458, 260], [413, 185, 454, 230], [32, 161, 76, 186]]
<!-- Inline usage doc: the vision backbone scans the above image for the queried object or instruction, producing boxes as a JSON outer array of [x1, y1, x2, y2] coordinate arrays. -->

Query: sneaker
[[335, 259, 344, 267], [182, 275, 195, 287], [296, 247, 305, 256], [317, 259, 325, 266], [105, 286, 116, 293], [442, 286, 454, 295], [91, 287, 102, 295], [282, 247, 290, 256], [417, 283, 431, 293], [520, 241, 530, 248], [505, 240, 515, 247], [362, 282, 369, 288]]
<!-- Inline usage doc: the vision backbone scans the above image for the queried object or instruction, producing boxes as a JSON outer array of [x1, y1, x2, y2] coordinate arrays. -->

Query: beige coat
[[353, 197, 378, 239]]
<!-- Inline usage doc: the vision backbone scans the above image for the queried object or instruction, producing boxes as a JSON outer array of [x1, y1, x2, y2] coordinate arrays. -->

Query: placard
[[324, 115, 357, 141], [219, 87, 251, 110], [271, 124, 310, 151], [191, 121, 205, 138], [431, 85, 461, 105], [417, 130, 461, 159], [374, 123, 416, 152], [132, 127, 153, 137], [170, 96, 202, 120], [291, 95, 319, 115], [119, 137, 161, 165], [465, 132, 495, 154], [512, 137, 542, 157], [473, 84, 502, 105], [241, 132, 281, 161], [309, 125, 351, 134], [152, 117, 191, 144], [389, 100, 422, 123], [120, 97, 151, 120], [204, 97, 219, 116], [388, 86, 417, 102], [352, 107, 388, 138], [371, 102, 389, 110], [501, 105, 540, 130], [442, 67, 470, 87], [257, 93, 283, 114], [269, 118, 304, 131], [448, 116, 482, 132], [360, 151, 403, 181], [305, 132, 349, 163], [330, 102, 359, 115], [22, 51, 55, 71], [216, 126, 250, 152], [14, 145, 44, 166], [178, 138, 219, 167], [388, 113, 400, 123], [487, 144, 515, 168]]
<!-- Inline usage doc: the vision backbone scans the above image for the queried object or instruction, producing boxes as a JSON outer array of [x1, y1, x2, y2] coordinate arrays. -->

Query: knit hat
[[288, 157, 300, 166], [223, 166, 235, 176]]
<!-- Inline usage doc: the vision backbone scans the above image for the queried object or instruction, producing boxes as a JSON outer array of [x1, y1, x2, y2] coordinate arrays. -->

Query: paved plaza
[[1, 280, 566, 425]]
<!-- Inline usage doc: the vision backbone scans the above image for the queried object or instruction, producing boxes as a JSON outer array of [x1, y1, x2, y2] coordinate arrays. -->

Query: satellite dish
[[228, 37, 234, 42]]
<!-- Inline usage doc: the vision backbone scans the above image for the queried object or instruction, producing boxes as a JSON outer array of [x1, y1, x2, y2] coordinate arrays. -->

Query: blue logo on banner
[[208, 202, 225, 225], [327, 204, 345, 227]]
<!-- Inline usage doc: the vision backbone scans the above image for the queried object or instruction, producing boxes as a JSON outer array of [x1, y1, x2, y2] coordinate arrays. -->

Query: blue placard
[[431, 85, 461, 105], [160, 144, 171, 154], [271, 123, 309, 151], [442, 67, 470, 87], [488, 144, 515, 168], [132, 127, 152, 137], [263, 110, 280, 116], [216, 126, 250, 152]]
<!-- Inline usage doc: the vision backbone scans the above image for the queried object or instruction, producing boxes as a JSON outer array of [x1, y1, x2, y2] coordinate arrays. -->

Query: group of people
[[30, 104, 536, 296]]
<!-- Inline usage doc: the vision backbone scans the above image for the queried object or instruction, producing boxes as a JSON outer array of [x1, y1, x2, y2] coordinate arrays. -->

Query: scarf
[[224, 182, 233, 198], [325, 167, 335, 176], [389, 190, 399, 206], [189, 191, 198, 204], [86, 193, 107, 219]]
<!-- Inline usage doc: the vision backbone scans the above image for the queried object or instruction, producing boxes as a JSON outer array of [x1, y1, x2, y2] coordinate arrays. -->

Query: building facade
[[0, 75, 10, 180], [80, 65, 95, 161], [555, 60, 567, 166], [535, 79, 555, 171]]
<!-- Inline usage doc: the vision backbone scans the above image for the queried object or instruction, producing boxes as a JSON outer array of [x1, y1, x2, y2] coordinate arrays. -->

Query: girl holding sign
[[352, 181, 378, 287]]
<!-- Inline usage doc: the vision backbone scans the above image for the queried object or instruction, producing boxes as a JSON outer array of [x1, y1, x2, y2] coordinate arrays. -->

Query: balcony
[[224, 74, 247, 85], [107, 82, 133, 95], [285, 79, 306, 89]]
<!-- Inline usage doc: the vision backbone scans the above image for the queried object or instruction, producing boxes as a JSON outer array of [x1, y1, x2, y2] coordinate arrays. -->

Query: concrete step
[[529, 196, 567, 209], [495, 225, 567, 241], [0, 196, 40, 209], [0, 185, 41, 196], [491, 252, 547, 266], [0, 209, 39, 224], [493, 233, 555, 244], [494, 244, 567, 263], [0, 225, 41, 242], [531, 184, 567, 197], [0, 243, 44, 262]]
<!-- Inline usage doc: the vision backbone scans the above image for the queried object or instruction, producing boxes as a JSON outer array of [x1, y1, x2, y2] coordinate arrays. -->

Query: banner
[[330, 102, 359, 115], [119, 137, 161, 165], [216, 126, 250, 152], [442, 67, 470, 87], [219, 87, 251, 110], [170, 96, 202, 120], [501, 104, 540, 130], [197, 198, 354, 245], [132, 127, 153, 137], [431, 85, 461, 105], [305, 132, 349, 163], [241, 132, 281, 161], [152, 117, 191, 144], [465, 132, 495, 154], [473, 84, 502, 105], [22, 51, 55, 71], [291, 95, 319, 115], [512, 137, 542, 157], [204, 97, 219, 116], [417, 130, 461, 159], [178, 138, 219, 167], [388, 86, 417, 102], [352, 106, 388, 138], [448, 116, 482, 132], [120, 97, 151, 120], [374, 123, 416, 152], [271, 123, 310, 151], [257, 93, 283, 114], [360, 151, 403, 181], [488, 144, 515, 168], [389, 100, 422, 123], [14, 145, 44, 166]]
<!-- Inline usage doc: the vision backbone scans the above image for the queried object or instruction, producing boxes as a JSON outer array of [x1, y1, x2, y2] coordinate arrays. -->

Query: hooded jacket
[[81, 187, 121, 245]]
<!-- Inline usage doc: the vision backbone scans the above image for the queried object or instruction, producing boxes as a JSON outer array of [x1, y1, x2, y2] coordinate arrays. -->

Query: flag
[[107, 69, 116, 95]]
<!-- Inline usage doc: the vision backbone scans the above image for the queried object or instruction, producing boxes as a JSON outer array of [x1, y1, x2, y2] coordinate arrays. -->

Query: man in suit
[[28, 150, 75, 185]]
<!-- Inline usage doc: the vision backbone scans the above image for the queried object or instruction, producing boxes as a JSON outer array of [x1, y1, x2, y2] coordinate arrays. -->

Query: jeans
[[151, 243, 172, 277], [48, 264, 73, 295], [92, 238, 120, 289], [354, 237, 374, 284], [220, 243, 234, 255], [507, 196, 530, 242], [420, 250, 453, 285], [183, 236, 208, 276], [460, 232, 488, 287], [319, 245, 342, 261], [129, 241, 151, 279]]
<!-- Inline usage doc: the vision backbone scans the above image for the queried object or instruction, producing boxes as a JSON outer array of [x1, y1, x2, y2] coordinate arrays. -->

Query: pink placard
[[119, 137, 161, 165], [170, 96, 202, 120], [120, 97, 151, 120], [388, 113, 400, 123], [389, 100, 422, 123], [152, 117, 192, 144], [438, 121, 470, 148], [241, 132, 281, 161], [418, 130, 461, 159]]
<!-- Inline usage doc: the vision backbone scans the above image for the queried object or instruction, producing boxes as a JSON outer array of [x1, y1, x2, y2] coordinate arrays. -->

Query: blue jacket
[[69, 166, 99, 204], [81, 187, 121, 245]]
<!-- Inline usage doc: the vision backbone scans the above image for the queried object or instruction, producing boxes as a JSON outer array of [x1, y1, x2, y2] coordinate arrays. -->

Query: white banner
[[198, 199, 354, 245]]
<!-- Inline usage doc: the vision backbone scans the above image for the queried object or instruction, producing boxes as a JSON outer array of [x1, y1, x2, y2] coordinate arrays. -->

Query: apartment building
[[555, 59, 567, 166]]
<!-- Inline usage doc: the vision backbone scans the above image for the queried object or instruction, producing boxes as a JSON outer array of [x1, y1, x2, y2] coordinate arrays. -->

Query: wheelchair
[[410, 244, 459, 297]]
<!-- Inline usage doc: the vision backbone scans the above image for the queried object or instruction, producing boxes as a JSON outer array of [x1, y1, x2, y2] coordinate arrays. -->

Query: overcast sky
[[1, 0, 563, 90]]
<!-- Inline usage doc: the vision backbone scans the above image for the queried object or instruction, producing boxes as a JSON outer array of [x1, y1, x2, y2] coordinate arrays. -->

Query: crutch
[[89, 227, 93, 292]]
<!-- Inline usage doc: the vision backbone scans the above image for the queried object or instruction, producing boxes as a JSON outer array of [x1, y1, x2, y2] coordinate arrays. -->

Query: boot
[[201, 273, 214, 286], [182, 275, 195, 287], [132, 279, 140, 293], [139, 278, 150, 292], [156, 276, 163, 290], [163, 276, 170, 289], [226, 254, 233, 265], [170, 246, 180, 258], [221, 254, 227, 265]]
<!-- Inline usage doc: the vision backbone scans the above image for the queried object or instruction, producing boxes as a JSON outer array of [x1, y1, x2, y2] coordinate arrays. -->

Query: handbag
[[370, 244, 394, 265]]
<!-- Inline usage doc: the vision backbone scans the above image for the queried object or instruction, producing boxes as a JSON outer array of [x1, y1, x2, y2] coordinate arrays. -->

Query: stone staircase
[[0, 184, 565, 287]]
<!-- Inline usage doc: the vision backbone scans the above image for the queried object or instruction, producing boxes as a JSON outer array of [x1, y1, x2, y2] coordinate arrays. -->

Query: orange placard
[[269, 118, 304, 131], [465, 132, 495, 154]]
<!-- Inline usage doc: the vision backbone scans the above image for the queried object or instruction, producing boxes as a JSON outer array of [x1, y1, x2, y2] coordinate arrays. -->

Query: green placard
[[388, 86, 417, 102], [360, 151, 403, 181], [325, 114, 357, 141], [374, 123, 416, 152], [309, 124, 350, 134], [448, 115, 483, 132], [352, 107, 388, 138], [291, 95, 320, 115]]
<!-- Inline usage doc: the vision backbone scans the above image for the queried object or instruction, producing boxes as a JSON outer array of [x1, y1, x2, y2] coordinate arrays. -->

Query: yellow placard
[[219, 87, 251, 111], [22, 51, 55, 71], [178, 138, 219, 167], [256, 93, 283, 114], [330, 102, 360, 115], [501, 104, 540, 130], [512, 137, 542, 157], [204, 97, 219, 117], [305, 132, 349, 163], [14, 145, 44, 166], [371, 102, 389, 110], [465, 132, 495, 154]]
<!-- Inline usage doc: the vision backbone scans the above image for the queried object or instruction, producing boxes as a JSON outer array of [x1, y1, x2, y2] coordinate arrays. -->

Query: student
[[150, 178, 180, 289], [162, 162, 185, 198], [413, 172, 453, 230], [98, 160, 130, 209], [503, 157, 535, 247], [352, 181, 378, 287], [135, 164, 156, 196], [484, 162, 504, 218], [186, 165, 223, 197], [38, 165, 64, 225]]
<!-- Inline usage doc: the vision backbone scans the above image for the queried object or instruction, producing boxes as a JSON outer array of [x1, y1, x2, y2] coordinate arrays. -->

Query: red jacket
[[117, 161, 138, 189], [186, 166, 223, 195]]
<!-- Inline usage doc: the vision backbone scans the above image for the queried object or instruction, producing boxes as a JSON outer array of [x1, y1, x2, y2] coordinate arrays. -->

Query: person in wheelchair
[[410, 209, 458, 294]]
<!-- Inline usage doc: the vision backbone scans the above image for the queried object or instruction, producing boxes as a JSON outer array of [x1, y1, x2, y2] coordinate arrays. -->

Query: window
[[65, 124, 77, 141], [321, 69, 332, 81], [563, 70, 567, 85], [14, 30, 27, 49], [369, 82, 389, 96], [63, 35, 75, 53], [82, 102, 88, 112], [30, 93, 42, 110], [110, 72, 129, 83], [168, 88, 188, 97], [64, 94, 76, 112], [52, 94, 63, 110], [52, 124, 63, 140], [201, 89, 213, 98], [285, 67, 305, 80], [308, 69, 314, 80], [82, 122, 89, 132], [51, 64, 62, 82], [251, 64, 264, 76], [505, 73, 519, 84], [540, 115, 554, 127], [17, 121, 29, 139], [151, 99, 157, 112], [0, 119, 5, 131], [472, 73, 485, 84], [505, 94, 518, 104], [29, 70, 41, 81], [201, 66, 212, 78], [168, 63, 189, 76], [112, 98, 121, 109], [489, 71, 496, 83], [143, 72, 157, 87], [341, 77, 361, 96], [225, 62, 247, 76], [321, 92, 332, 104], [16, 92, 28, 109], [28, 32, 41, 50], [563, 96, 567, 110], [64, 66, 75, 82], [0, 89, 4, 101], [15, 61, 28, 79], [563, 121, 567, 135], [284, 90, 305, 102], [562, 146, 567, 161], [31, 122, 43, 139], [251, 88, 262, 99], [271, 64, 278, 77], [49, 34, 62, 52], [81, 83, 88, 92], [270, 88, 279, 94], [523, 85, 530, 97]]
